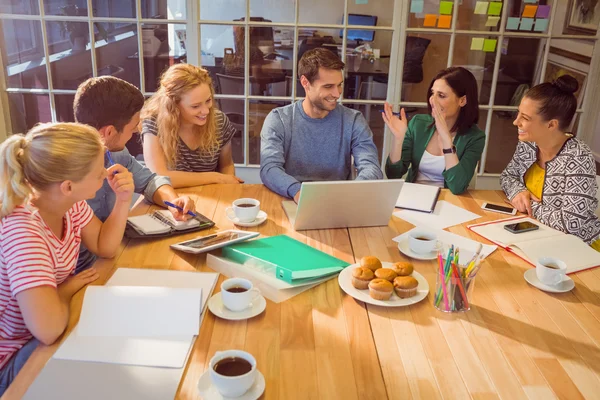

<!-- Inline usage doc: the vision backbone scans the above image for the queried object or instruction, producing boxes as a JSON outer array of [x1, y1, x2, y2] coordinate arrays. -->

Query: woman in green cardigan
[[382, 67, 485, 194]]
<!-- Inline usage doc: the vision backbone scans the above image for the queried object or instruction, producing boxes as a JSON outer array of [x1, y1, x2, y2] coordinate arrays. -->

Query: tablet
[[170, 230, 259, 254]]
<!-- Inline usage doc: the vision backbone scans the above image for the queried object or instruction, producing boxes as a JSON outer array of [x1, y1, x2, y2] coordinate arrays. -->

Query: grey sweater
[[260, 101, 383, 198]]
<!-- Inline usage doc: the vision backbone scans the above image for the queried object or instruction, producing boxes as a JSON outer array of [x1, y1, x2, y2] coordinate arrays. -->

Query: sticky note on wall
[[440, 1, 453, 15], [474, 1, 488, 15], [483, 39, 497, 52], [522, 5, 537, 18], [438, 15, 452, 28], [536, 5, 551, 18], [488, 2, 502, 16], [506, 17, 520, 30], [486, 16, 500, 27], [519, 17, 534, 31], [534, 18, 549, 32], [470, 38, 484, 51], [524, 0, 537, 3], [410, 0, 424, 13], [424, 14, 437, 27]]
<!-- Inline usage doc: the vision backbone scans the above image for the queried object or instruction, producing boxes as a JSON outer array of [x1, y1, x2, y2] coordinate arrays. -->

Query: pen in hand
[[105, 150, 118, 175], [164, 200, 200, 219]]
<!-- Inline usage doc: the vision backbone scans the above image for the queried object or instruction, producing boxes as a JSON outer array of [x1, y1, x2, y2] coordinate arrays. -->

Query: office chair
[[402, 36, 431, 102], [233, 17, 289, 61]]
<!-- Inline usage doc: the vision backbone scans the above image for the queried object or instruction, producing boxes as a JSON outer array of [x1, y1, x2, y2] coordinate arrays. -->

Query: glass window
[[403, 34, 450, 103], [453, 35, 497, 105], [201, 25, 239, 94], [298, 0, 344, 25], [140, 23, 187, 92], [248, 100, 287, 164], [456, 0, 501, 32], [344, 103, 386, 163], [293, 28, 341, 97], [8, 93, 52, 134], [55, 94, 76, 122], [217, 99, 246, 164], [485, 110, 519, 173], [44, 0, 88, 17], [200, 0, 245, 21], [141, 0, 186, 19], [250, 0, 294, 23], [249, 27, 293, 96], [0, 0, 39, 15], [408, 0, 454, 29], [347, 1, 393, 27], [95, 23, 141, 88], [46, 21, 93, 90], [92, 0, 136, 18], [2, 20, 48, 89]]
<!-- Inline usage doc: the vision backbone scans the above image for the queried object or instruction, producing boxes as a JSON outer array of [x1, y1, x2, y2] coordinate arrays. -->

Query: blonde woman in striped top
[[141, 64, 244, 188]]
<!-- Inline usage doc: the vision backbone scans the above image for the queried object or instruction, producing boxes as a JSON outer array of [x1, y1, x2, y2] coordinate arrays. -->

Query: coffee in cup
[[221, 278, 261, 312], [408, 230, 440, 254], [226, 198, 260, 223], [209, 350, 257, 397], [536, 257, 567, 286]]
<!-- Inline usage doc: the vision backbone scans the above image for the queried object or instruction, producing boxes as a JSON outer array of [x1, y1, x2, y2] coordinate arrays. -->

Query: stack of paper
[[394, 200, 482, 229], [395, 182, 441, 213]]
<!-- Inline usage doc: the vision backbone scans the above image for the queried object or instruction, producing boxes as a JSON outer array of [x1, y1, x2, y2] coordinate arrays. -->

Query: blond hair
[[0, 123, 104, 218], [141, 64, 218, 168]]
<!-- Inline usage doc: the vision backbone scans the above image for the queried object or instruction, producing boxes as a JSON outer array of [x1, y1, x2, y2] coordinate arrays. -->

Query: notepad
[[468, 217, 600, 274], [395, 182, 441, 213], [126, 209, 214, 238]]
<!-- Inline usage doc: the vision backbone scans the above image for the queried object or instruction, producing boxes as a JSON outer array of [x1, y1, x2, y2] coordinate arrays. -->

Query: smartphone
[[504, 221, 539, 234], [170, 229, 259, 254], [481, 202, 517, 216]]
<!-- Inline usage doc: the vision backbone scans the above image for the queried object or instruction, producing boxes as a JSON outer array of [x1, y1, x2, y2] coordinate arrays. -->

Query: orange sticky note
[[424, 14, 437, 27], [438, 15, 452, 28], [522, 5, 537, 18]]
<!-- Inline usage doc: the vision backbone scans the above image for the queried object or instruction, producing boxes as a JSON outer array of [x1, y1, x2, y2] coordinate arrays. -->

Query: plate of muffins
[[338, 256, 429, 307]]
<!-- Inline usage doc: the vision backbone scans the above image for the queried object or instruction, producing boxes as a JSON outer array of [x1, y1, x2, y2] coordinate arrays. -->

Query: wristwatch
[[442, 146, 457, 154]]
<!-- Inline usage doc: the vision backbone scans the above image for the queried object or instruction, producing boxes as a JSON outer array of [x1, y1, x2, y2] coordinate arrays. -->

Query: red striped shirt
[[0, 201, 93, 369]]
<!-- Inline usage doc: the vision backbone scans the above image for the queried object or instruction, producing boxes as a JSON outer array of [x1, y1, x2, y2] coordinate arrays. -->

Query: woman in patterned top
[[500, 75, 600, 249], [142, 64, 244, 188], [0, 123, 134, 394]]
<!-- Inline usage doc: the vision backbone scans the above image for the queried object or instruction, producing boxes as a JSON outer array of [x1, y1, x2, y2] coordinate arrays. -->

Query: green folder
[[222, 235, 350, 284]]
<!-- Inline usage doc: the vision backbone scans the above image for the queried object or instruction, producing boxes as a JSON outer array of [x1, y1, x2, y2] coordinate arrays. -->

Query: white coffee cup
[[226, 198, 260, 223], [536, 257, 567, 286], [221, 278, 261, 312], [408, 230, 441, 254], [209, 349, 257, 397]]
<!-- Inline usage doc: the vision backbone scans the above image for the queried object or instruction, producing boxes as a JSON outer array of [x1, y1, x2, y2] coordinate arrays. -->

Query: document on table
[[393, 200, 482, 230]]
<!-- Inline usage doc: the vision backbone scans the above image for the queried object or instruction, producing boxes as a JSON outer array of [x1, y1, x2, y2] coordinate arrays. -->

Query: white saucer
[[397, 240, 437, 260], [208, 292, 267, 321], [227, 211, 268, 227], [197, 368, 265, 400], [524, 269, 575, 293]]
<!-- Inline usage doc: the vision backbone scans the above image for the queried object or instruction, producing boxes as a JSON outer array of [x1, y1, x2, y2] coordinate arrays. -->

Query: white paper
[[469, 217, 562, 247], [393, 200, 482, 230], [77, 286, 201, 337], [54, 326, 194, 368], [395, 182, 440, 212], [393, 227, 497, 264]]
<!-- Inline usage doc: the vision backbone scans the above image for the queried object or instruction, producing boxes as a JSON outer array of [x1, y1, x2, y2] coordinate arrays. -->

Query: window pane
[[294, 28, 341, 97], [0, 1, 39, 14], [344, 30, 392, 101], [248, 100, 287, 165], [55, 94, 76, 122], [344, 104, 385, 163], [92, 0, 135, 18], [453, 35, 497, 105], [250, 27, 293, 96], [141, 0, 186, 19], [44, 1, 88, 17], [485, 110, 518, 173], [408, 0, 453, 29], [7, 93, 51, 134], [46, 21, 93, 90], [2, 20, 48, 89], [457, 0, 501, 31], [299, 0, 344, 24], [140, 23, 187, 92], [95, 23, 141, 87], [217, 99, 246, 164], [403, 34, 449, 103], [494, 37, 546, 106], [250, 0, 294, 23], [200, 0, 246, 21], [347, 1, 393, 27], [201, 25, 239, 94]]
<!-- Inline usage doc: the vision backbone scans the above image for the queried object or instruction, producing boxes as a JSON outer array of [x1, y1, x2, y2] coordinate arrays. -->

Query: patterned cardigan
[[500, 137, 600, 245]]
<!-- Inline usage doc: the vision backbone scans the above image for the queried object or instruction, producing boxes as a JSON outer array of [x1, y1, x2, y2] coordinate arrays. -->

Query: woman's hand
[[58, 267, 100, 303], [510, 190, 540, 216], [167, 196, 196, 221], [430, 96, 453, 149], [381, 102, 408, 140]]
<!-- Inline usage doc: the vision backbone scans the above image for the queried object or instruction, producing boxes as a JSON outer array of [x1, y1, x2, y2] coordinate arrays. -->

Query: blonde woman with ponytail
[[0, 123, 134, 393], [141, 63, 244, 188]]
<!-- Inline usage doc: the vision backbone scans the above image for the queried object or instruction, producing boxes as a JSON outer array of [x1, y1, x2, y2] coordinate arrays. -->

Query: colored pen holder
[[433, 261, 476, 313]]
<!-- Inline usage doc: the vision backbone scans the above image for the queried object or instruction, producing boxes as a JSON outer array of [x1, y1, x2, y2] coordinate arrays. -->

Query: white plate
[[197, 368, 265, 400], [397, 239, 437, 260], [338, 262, 429, 307], [524, 269, 575, 293], [208, 292, 267, 321], [227, 210, 268, 227]]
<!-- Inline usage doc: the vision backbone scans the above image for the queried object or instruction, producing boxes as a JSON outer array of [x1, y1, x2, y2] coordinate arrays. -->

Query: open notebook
[[395, 182, 441, 213], [126, 209, 214, 238], [468, 216, 600, 274]]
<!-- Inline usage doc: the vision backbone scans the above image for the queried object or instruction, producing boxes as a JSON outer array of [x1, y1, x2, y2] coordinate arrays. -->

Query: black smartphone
[[504, 221, 539, 234], [481, 202, 517, 215]]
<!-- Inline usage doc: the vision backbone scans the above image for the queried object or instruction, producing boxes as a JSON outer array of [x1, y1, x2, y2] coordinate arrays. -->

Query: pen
[[105, 150, 118, 175], [164, 200, 199, 218]]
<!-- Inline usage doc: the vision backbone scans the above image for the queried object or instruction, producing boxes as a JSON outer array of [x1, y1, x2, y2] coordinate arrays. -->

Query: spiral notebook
[[126, 210, 214, 238]]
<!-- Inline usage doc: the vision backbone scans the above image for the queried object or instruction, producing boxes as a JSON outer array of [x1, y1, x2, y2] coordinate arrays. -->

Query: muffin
[[393, 276, 419, 298], [352, 267, 374, 290], [374, 268, 398, 283], [368, 279, 394, 300], [360, 256, 382, 272], [392, 262, 414, 277]]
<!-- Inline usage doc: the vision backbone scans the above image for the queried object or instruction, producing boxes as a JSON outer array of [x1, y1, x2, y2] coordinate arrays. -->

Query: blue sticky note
[[356, 0, 368, 4], [519, 17, 534, 31], [534, 18, 549, 32], [506, 17, 520, 30], [411, 0, 424, 13], [524, 0, 537, 3]]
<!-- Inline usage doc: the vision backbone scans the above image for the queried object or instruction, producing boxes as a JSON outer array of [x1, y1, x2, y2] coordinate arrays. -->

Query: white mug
[[221, 278, 261, 312], [536, 257, 567, 286], [408, 230, 441, 254], [226, 198, 260, 223], [209, 349, 257, 397]]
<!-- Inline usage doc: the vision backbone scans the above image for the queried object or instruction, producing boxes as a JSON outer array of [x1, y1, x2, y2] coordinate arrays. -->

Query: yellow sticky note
[[483, 39, 497, 52], [470, 38, 484, 51], [424, 14, 437, 27], [485, 16, 500, 27], [438, 15, 452, 28], [474, 1, 489, 15], [522, 5, 537, 18]]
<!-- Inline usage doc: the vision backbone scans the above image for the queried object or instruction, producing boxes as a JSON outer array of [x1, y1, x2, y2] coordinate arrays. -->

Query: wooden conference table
[[6, 185, 600, 400]]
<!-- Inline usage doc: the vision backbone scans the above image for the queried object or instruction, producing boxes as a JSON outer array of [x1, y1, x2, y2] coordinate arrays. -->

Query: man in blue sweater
[[260, 48, 383, 202]]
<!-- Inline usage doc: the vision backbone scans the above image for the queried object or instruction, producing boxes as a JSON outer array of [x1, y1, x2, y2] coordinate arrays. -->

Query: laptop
[[282, 180, 404, 230]]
